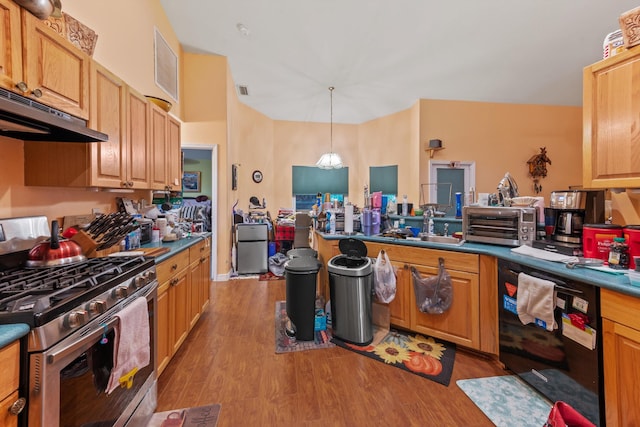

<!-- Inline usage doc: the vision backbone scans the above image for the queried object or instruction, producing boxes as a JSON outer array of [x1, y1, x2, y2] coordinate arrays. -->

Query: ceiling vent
[[237, 85, 249, 96]]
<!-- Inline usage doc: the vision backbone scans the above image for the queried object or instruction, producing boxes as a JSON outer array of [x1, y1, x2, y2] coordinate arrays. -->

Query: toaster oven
[[462, 206, 537, 246]]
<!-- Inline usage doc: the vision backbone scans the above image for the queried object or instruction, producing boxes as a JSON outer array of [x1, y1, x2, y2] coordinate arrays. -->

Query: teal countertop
[[141, 233, 211, 263], [318, 232, 640, 297], [0, 324, 30, 348]]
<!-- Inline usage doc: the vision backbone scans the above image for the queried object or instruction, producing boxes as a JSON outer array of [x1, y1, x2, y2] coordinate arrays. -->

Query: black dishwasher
[[498, 259, 604, 426]]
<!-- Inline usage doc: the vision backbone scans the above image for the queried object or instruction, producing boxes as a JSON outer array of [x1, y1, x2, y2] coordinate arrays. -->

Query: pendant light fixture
[[316, 86, 344, 169]]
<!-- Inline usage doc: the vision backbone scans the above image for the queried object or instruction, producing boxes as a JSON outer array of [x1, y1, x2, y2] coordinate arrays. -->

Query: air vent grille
[[237, 85, 249, 96]]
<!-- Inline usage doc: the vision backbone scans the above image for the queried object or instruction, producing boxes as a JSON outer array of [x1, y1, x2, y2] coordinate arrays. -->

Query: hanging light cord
[[329, 86, 334, 152]]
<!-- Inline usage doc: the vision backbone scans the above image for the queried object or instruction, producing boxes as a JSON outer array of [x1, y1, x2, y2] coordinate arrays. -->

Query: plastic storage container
[[327, 238, 373, 345], [582, 224, 622, 262], [624, 225, 640, 270], [285, 256, 322, 341]]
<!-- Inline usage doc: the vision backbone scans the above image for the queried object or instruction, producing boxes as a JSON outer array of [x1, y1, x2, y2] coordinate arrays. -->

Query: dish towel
[[106, 297, 150, 394], [516, 272, 557, 331]]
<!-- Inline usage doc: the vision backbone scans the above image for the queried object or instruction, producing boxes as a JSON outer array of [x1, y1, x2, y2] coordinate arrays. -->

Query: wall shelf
[[426, 147, 444, 158]]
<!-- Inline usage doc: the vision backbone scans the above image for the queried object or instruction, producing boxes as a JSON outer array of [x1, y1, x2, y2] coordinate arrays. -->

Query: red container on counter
[[582, 224, 623, 262], [624, 225, 640, 269]]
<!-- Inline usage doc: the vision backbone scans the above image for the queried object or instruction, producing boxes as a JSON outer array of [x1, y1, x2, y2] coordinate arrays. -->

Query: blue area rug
[[457, 375, 552, 427]]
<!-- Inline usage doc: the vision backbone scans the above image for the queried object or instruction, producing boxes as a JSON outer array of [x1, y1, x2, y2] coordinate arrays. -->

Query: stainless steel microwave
[[462, 206, 537, 246]]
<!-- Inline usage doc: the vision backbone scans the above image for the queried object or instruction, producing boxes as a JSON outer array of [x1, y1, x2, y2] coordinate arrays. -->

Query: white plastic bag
[[374, 250, 396, 303]]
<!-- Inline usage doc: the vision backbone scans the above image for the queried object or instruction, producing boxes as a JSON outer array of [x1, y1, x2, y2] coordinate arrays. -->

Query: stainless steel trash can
[[328, 238, 373, 345]]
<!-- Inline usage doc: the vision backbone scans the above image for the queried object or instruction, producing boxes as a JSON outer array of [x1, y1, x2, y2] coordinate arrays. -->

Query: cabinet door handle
[[15, 81, 27, 92], [170, 277, 179, 286], [171, 263, 178, 271], [31, 88, 43, 98], [9, 397, 26, 415]]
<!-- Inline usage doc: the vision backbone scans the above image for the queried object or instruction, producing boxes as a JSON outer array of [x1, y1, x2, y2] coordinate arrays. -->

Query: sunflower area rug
[[331, 329, 456, 386], [147, 404, 221, 427]]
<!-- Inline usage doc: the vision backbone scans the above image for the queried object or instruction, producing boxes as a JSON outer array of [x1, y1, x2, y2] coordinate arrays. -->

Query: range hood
[[0, 87, 108, 142]]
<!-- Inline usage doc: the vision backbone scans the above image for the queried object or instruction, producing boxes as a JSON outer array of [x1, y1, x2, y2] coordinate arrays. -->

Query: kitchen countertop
[[0, 324, 30, 349], [141, 233, 211, 263], [317, 232, 640, 297]]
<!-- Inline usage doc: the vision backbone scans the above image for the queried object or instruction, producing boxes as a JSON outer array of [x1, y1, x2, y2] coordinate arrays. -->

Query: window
[[292, 166, 349, 211]]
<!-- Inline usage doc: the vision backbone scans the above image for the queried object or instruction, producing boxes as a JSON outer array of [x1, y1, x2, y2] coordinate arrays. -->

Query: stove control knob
[[65, 310, 88, 329], [113, 286, 129, 299], [87, 300, 107, 315]]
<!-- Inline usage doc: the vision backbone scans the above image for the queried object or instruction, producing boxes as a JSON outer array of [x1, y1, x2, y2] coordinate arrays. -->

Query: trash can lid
[[338, 238, 367, 258], [287, 248, 318, 258], [328, 254, 372, 275], [284, 256, 321, 272]]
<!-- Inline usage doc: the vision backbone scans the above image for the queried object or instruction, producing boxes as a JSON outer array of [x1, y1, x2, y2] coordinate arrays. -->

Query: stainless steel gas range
[[0, 216, 158, 427]]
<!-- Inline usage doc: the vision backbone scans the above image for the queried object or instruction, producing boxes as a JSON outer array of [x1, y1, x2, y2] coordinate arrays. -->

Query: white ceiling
[[160, 0, 637, 124]]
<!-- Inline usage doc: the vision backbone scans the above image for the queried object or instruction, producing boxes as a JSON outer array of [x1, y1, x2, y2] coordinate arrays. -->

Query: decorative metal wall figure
[[527, 147, 551, 194]]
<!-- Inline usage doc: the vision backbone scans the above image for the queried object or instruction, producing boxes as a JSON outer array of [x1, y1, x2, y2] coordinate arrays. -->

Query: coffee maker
[[534, 190, 605, 255]]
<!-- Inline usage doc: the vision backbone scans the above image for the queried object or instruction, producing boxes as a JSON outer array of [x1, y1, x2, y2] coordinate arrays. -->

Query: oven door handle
[[47, 317, 119, 365], [507, 268, 583, 295]]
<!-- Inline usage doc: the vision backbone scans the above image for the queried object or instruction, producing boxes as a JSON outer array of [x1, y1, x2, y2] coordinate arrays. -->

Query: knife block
[[71, 230, 122, 258]]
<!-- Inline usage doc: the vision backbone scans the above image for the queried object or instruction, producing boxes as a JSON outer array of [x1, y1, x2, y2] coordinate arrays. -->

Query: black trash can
[[328, 238, 373, 345], [287, 248, 318, 259], [285, 256, 321, 341]]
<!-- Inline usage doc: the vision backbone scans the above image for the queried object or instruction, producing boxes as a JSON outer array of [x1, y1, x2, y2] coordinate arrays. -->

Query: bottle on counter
[[402, 195, 408, 216], [428, 217, 435, 235], [608, 237, 630, 269], [455, 192, 463, 218], [329, 212, 336, 234]]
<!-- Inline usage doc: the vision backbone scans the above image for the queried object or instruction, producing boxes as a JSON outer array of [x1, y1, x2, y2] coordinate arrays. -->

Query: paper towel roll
[[344, 204, 354, 234]]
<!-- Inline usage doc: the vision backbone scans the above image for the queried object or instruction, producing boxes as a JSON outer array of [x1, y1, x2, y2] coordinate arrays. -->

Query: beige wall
[[419, 99, 584, 204]]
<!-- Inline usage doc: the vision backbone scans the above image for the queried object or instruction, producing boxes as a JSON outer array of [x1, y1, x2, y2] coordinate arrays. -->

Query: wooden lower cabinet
[[315, 235, 487, 351], [156, 249, 189, 376], [601, 288, 640, 426], [0, 340, 22, 427], [157, 238, 211, 376]]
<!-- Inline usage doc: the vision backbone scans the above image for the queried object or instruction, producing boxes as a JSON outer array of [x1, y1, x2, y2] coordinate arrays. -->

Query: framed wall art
[[183, 171, 201, 192]]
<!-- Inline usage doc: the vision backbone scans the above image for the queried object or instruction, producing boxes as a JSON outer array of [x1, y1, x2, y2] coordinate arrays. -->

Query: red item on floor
[[544, 401, 595, 427]]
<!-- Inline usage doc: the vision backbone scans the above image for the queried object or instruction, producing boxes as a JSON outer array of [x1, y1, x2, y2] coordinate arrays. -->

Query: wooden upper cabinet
[[149, 103, 168, 190], [167, 117, 182, 191], [20, 9, 90, 119], [89, 61, 127, 187], [0, 0, 23, 92], [583, 45, 640, 188], [126, 88, 151, 189]]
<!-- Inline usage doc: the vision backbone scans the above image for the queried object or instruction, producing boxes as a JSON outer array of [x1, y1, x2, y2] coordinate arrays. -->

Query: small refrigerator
[[236, 223, 268, 274]]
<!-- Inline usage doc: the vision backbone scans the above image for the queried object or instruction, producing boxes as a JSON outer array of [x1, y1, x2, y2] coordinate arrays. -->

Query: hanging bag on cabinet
[[411, 257, 453, 314], [373, 250, 396, 303]]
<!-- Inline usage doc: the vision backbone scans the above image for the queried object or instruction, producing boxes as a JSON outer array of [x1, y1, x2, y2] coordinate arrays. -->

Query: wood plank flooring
[[156, 278, 508, 426]]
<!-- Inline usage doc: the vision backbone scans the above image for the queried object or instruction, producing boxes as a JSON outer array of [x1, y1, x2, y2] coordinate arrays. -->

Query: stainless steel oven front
[[27, 282, 158, 427]]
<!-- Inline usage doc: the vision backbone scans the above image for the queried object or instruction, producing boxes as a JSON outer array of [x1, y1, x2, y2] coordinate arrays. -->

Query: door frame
[[181, 144, 218, 280]]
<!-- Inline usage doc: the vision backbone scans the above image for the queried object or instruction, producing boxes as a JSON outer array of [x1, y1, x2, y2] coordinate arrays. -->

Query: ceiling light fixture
[[316, 86, 344, 170]]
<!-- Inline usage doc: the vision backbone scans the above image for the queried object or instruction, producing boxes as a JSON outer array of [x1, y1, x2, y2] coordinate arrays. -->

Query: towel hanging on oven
[[517, 272, 557, 331], [411, 258, 453, 314]]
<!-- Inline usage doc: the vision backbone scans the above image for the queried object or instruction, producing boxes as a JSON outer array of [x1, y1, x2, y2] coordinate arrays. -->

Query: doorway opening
[[182, 145, 218, 280]]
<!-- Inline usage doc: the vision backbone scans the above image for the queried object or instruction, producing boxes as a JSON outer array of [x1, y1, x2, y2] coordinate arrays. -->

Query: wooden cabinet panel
[[171, 269, 189, 354], [388, 262, 411, 329], [602, 318, 640, 427], [601, 288, 640, 426], [410, 264, 479, 348], [149, 102, 168, 190], [583, 44, 640, 188], [126, 88, 151, 188], [89, 61, 127, 187], [21, 9, 89, 119], [156, 283, 171, 375], [0, 0, 23, 93], [167, 117, 182, 191], [0, 390, 20, 427]]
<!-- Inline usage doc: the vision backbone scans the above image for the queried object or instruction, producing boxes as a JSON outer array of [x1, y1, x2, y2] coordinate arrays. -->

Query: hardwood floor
[[157, 278, 507, 426]]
